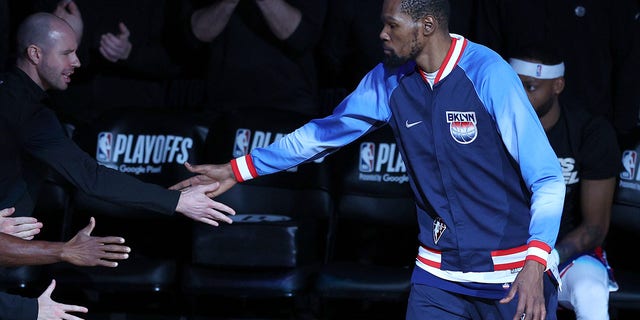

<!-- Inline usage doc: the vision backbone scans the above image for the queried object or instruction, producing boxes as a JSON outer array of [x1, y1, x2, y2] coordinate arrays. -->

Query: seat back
[[314, 124, 417, 314], [608, 130, 640, 312], [182, 108, 333, 304], [327, 124, 417, 265]]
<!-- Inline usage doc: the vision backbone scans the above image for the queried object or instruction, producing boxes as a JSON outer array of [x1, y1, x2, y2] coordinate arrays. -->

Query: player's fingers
[[99, 243, 131, 254], [184, 162, 211, 175]]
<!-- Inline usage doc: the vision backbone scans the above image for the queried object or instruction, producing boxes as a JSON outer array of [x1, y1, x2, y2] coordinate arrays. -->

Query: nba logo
[[233, 128, 251, 158], [536, 64, 543, 77], [359, 142, 375, 172], [620, 150, 637, 180], [96, 132, 113, 162]]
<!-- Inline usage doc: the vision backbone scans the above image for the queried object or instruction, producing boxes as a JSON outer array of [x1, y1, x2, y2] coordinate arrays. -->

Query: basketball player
[[510, 48, 620, 320], [171, 0, 565, 319]]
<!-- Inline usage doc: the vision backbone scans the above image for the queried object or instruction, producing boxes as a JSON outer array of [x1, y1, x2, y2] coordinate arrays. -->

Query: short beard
[[383, 53, 410, 68], [382, 34, 421, 68]]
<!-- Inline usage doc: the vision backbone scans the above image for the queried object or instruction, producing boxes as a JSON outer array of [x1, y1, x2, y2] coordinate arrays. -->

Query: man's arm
[[190, 0, 239, 42], [255, 0, 302, 40], [555, 178, 616, 263], [0, 217, 129, 267]]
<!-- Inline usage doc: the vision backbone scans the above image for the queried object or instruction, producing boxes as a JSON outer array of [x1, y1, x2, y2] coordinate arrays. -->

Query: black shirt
[[0, 67, 180, 216], [546, 104, 621, 239]]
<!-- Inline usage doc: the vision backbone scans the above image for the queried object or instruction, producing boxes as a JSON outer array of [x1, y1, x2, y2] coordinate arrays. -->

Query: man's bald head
[[16, 12, 74, 55]]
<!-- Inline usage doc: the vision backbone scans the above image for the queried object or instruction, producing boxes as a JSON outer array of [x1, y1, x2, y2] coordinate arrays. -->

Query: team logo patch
[[432, 217, 447, 245], [446, 111, 477, 144]]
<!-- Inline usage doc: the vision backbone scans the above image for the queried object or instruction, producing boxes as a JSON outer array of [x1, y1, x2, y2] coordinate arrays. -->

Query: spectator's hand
[[62, 217, 130, 267], [37, 279, 88, 320], [99, 22, 132, 62], [169, 162, 237, 198], [0, 207, 42, 240], [175, 182, 236, 226], [53, 0, 83, 42], [500, 260, 547, 320]]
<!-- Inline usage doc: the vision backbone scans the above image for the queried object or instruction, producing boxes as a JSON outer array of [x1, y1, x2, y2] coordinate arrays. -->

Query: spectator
[[474, 0, 640, 142], [509, 47, 621, 320], [0, 9, 234, 232], [171, 0, 566, 318], [28, 0, 199, 125], [187, 0, 327, 120], [0, 208, 131, 320]]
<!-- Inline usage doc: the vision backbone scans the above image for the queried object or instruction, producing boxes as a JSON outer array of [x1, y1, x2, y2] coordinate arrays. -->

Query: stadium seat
[[606, 131, 640, 316], [313, 124, 417, 319], [180, 108, 333, 319]]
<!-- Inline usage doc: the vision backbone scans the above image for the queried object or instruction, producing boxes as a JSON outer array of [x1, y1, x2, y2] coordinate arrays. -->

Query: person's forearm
[[255, 0, 301, 40], [555, 225, 606, 263], [191, 0, 239, 42], [0, 233, 62, 266]]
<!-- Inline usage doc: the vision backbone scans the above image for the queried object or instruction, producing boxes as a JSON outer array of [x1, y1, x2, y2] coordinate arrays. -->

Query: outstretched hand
[[37, 279, 88, 320], [62, 217, 130, 267], [169, 162, 237, 198], [175, 182, 236, 226], [0, 207, 43, 240]]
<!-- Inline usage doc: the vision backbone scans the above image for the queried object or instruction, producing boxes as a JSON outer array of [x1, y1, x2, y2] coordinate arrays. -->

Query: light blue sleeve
[[465, 53, 565, 249], [250, 64, 399, 176]]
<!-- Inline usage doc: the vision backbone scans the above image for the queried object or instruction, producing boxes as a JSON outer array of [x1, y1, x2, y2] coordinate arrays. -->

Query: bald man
[[0, 5, 234, 320], [0, 9, 234, 236]]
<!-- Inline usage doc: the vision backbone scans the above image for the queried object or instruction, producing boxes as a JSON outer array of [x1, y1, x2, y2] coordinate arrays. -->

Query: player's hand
[[500, 260, 547, 320], [170, 162, 237, 198], [0, 207, 43, 240], [99, 22, 132, 62], [37, 279, 88, 320], [62, 217, 130, 267], [175, 182, 236, 226]]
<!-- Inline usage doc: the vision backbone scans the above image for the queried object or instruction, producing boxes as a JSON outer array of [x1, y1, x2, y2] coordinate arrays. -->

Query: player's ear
[[553, 77, 565, 95]]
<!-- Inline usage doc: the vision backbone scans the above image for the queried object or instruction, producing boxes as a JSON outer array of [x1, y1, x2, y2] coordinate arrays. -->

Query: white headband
[[509, 58, 565, 79]]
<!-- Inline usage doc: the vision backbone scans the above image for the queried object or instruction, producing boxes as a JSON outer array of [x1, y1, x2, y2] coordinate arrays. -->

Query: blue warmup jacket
[[231, 35, 565, 297]]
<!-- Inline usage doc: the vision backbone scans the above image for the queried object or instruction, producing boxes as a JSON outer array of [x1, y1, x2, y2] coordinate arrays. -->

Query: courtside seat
[[181, 108, 333, 319], [313, 124, 417, 318], [47, 108, 210, 313], [606, 132, 640, 316]]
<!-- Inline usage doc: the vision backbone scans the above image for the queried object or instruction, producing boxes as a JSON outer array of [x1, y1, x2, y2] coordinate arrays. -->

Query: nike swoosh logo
[[405, 120, 423, 128]]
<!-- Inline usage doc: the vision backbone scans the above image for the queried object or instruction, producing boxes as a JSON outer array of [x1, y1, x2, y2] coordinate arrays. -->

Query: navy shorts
[[405, 274, 558, 320]]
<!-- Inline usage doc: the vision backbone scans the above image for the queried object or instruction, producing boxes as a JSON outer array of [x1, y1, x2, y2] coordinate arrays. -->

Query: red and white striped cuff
[[525, 240, 551, 268], [230, 155, 258, 182]]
